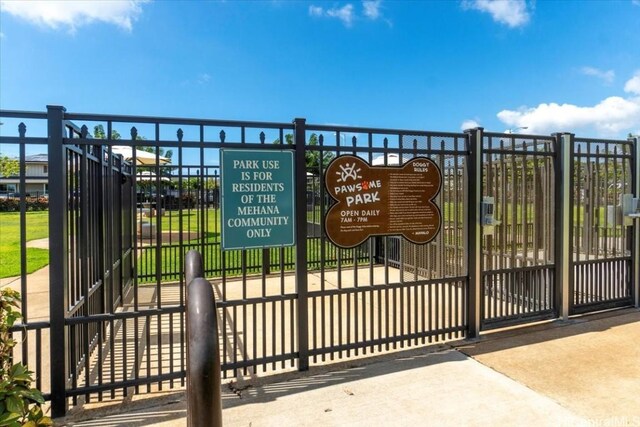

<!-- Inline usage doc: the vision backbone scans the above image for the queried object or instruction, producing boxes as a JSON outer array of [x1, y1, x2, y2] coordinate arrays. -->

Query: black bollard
[[187, 277, 222, 427]]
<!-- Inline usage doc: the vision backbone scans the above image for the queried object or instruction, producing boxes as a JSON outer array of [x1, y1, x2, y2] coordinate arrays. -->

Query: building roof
[[25, 154, 48, 162]]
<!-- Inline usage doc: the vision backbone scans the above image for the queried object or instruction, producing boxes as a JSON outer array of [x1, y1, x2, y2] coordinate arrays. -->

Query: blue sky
[[1, 0, 639, 141]]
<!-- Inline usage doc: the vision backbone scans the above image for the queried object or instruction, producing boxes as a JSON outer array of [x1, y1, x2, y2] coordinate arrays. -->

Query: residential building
[[0, 153, 48, 196]]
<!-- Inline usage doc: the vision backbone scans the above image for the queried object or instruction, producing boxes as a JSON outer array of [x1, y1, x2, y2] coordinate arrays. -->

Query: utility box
[[482, 196, 500, 236], [621, 193, 640, 226], [607, 194, 640, 227]]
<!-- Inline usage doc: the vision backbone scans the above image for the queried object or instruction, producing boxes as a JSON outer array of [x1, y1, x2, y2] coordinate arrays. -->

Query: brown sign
[[324, 155, 442, 248]]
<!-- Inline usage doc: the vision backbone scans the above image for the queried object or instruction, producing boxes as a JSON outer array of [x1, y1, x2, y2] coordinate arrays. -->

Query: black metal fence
[[0, 107, 638, 418]]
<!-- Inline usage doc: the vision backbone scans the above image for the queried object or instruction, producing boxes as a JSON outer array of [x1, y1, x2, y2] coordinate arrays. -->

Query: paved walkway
[[61, 308, 640, 426], [4, 244, 639, 426]]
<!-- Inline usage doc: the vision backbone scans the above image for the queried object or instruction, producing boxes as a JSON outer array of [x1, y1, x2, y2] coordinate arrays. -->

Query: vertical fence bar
[[632, 136, 640, 308], [294, 118, 309, 370], [554, 132, 573, 320], [48, 105, 69, 417], [465, 127, 482, 337]]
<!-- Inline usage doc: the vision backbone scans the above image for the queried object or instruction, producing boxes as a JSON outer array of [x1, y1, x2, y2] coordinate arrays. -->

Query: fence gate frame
[[567, 134, 640, 315], [469, 128, 560, 331]]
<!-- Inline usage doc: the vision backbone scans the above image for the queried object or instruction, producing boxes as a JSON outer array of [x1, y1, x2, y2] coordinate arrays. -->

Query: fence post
[[293, 118, 309, 371], [553, 132, 573, 320], [47, 105, 69, 417], [465, 127, 483, 338], [632, 136, 640, 308]]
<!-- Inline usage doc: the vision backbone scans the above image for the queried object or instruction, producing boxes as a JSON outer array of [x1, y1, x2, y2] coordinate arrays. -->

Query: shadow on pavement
[[456, 307, 640, 357]]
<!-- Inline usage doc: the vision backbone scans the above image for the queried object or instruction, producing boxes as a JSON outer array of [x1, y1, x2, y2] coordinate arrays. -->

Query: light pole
[[333, 132, 346, 145]]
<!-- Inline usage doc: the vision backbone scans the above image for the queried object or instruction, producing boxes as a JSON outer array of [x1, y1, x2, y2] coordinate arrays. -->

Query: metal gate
[[479, 131, 557, 329], [569, 136, 637, 314], [304, 129, 470, 361]]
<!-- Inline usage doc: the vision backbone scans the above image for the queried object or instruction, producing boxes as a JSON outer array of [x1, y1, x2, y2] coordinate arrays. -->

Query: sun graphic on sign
[[336, 162, 362, 183]]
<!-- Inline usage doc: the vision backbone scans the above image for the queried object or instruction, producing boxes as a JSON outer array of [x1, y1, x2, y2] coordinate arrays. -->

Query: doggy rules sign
[[324, 155, 442, 248]]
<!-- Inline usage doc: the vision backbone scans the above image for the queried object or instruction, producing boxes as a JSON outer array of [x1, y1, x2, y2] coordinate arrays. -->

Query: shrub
[[0, 289, 52, 426], [0, 198, 48, 213]]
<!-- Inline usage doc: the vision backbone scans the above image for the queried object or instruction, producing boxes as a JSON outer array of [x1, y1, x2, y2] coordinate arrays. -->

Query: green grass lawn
[[0, 211, 49, 278], [137, 207, 370, 282], [145, 207, 221, 242], [0, 204, 620, 281]]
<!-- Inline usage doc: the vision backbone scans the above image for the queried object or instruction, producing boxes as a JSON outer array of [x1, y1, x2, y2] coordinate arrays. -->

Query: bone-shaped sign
[[324, 155, 442, 248]]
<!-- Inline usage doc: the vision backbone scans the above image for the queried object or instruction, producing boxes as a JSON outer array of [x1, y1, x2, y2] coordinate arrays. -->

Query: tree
[[306, 133, 335, 175], [93, 125, 174, 176], [0, 155, 19, 178], [272, 134, 294, 145], [273, 133, 335, 175], [93, 125, 172, 160], [93, 124, 121, 140]]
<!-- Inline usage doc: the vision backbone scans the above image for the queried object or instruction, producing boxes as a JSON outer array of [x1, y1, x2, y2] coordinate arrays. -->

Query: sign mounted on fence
[[324, 155, 442, 248], [221, 149, 295, 250]]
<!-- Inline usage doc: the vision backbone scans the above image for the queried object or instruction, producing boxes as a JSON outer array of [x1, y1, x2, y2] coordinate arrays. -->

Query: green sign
[[221, 149, 295, 250]]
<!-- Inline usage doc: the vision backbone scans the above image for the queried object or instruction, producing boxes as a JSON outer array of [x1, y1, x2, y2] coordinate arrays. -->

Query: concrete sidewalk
[[60, 308, 640, 427]]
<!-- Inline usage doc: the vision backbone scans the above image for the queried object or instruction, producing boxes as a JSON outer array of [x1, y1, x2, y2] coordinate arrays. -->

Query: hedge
[[0, 197, 49, 212]]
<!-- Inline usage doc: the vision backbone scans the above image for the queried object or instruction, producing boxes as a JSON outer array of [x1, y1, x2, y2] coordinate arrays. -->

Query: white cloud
[[462, 0, 530, 28], [197, 73, 211, 85], [310, 2, 387, 26], [497, 72, 640, 136], [624, 70, 640, 95], [581, 66, 615, 84], [363, 0, 381, 20], [309, 5, 323, 17], [0, 0, 149, 32], [461, 119, 480, 130], [327, 4, 355, 27]]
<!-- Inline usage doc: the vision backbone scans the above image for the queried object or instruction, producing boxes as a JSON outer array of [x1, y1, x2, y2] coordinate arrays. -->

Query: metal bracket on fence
[[185, 251, 222, 427]]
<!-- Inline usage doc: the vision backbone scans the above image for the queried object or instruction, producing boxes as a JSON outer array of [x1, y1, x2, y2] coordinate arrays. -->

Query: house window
[[43, 165, 48, 174]]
